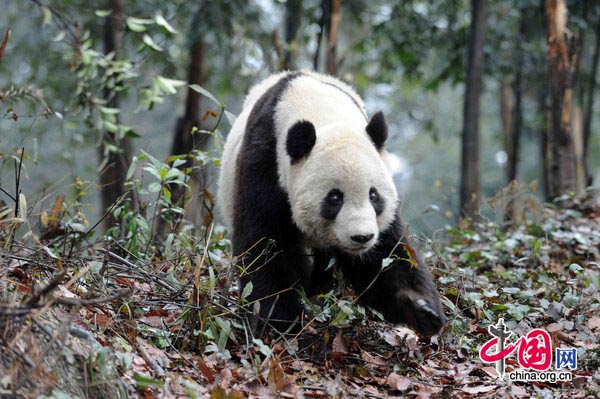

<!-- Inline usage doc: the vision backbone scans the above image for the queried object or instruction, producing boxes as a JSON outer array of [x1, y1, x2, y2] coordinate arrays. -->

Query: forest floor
[[1, 188, 599, 399]]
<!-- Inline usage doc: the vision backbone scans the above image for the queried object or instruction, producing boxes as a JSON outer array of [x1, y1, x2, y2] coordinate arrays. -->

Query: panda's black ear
[[287, 120, 316, 162], [366, 111, 388, 150]]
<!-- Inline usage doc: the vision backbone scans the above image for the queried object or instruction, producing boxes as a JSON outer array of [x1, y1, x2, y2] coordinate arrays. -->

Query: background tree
[[2, 0, 600, 238], [582, 13, 600, 186], [98, 0, 133, 226], [544, 0, 579, 199], [282, 0, 303, 70], [460, 0, 487, 219]]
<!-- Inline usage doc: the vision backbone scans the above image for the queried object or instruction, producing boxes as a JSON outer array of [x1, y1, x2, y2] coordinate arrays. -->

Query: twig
[[134, 337, 166, 379], [53, 287, 132, 306], [24, 270, 67, 306], [0, 28, 10, 63], [99, 249, 179, 293], [11, 147, 25, 218], [68, 189, 131, 257]]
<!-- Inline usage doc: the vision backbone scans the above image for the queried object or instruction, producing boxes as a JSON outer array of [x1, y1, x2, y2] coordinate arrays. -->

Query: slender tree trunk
[[171, 38, 204, 158], [507, 13, 525, 185], [500, 80, 515, 180], [158, 36, 207, 235], [282, 0, 302, 70], [545, 0, 579, 198], [538, 88, 551, 199], [459, 0, 487, 219], [313, 0, 329, 71], [98, 0, 132, 227], [326, 0, 340, 75], [583, 21, 600, 186]]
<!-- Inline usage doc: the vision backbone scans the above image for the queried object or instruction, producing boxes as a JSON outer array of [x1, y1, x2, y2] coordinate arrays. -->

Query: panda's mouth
[[342, 243, 373, 255]]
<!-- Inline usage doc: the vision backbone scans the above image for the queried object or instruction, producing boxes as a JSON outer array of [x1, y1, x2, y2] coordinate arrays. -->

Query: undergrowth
[[1, 145, 599, 398]]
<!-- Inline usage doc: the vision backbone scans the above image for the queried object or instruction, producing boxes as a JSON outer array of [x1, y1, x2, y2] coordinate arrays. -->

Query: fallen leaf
[[386, 373, 411, 391], [361, 351, 387, 367], [461, 385, 497, 394], [481, 366, 500, 379], [332, 330, 347, 354], [587, 316, 600, 331], [511, 385, 527, 396], [196, 356, 215, 383], [546, 322, 562, 332], [268, 356, 294, 394]]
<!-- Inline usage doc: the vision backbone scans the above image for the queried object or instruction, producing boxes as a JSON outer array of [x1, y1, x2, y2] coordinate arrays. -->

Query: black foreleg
[[337, 215, 447, 337]]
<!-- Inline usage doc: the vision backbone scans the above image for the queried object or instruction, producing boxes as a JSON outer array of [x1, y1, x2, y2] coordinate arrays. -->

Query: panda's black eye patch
[[321, 189, 343, 220], [370, 187, 384, 216]]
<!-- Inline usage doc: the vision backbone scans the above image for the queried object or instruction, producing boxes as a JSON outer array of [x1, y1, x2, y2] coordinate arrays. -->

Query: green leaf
[[99, 106, 121, 115], [18, 194, 27, 219], [162, 186, 171, 201], [217, 319, 231, 351], [569, 263, 583, 273], [52, 31, 66, 42], [134, 374, 164, 388], [94, 9, 113, 17], [148, 182, 161, 193], [241, 282, 253, 300], [223, 110, 237, 126], [155, 14, 177, 34], [156, 76, 186, 95], [143, 34, 162, 51], [126, 17, 153, 32], [41, 6, 52, 25], [189, 84, 221, 106], [252, 338, 272, 358], [103, 120, 119, 133], [126, 156, 138, 180]]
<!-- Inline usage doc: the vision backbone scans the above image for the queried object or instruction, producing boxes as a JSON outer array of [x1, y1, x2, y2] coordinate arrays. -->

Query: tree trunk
[[583, 21, 600, 186], [545, 0, 579, 199], [98, 0, 132, 227], [313, 0, 329, 71], [507, 11, 525, 185], [459, 0, 487, 219], [326, 0, 340, 75], [500, 80, 515, 180], [282, 0, 302, 70], [159, 36, 208, 235], [171, 38, 205, 158], [538, 87, 551, 199]]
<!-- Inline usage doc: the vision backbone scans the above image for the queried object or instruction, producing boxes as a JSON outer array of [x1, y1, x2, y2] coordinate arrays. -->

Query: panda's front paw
[[392, 291, 446, 337], [413, 298, 447, 337]]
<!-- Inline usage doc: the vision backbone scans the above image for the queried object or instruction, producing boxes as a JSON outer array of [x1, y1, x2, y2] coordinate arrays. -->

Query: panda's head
[[285, 112, 398, 255]]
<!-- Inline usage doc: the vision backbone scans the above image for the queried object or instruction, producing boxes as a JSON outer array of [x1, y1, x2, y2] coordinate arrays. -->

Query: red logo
[[479, 319, 552, 377]]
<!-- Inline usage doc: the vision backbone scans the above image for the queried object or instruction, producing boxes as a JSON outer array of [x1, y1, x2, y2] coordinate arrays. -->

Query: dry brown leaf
[[461, 384, 497, 394], [411, 383, 443, 399], [386, 372, 411, 391], [361, 351, 387, 367], [197, 356, 215, 383], [332, 330, 347, 354], [587, 315, 600, 331], [268, 356, 295, 394], [481, 366, 500, 379], [511, 385, 527, 396], [546, 322, 563, 332]]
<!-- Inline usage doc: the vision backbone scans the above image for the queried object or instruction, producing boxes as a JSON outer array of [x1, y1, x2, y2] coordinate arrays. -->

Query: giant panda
[[218, 70, 446, 337]]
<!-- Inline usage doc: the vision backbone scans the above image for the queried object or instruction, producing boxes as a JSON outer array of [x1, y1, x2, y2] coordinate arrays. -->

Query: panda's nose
[[351, 234, 374, 244]]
